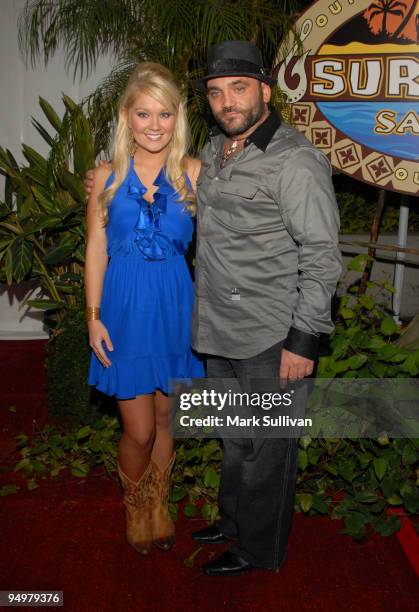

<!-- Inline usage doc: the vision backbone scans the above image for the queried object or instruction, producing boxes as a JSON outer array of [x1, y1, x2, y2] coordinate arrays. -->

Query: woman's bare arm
[[84, 165, 113, 367]]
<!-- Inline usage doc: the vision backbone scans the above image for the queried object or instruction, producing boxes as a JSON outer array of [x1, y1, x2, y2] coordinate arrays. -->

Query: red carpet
[[1, 341, 418, 611]]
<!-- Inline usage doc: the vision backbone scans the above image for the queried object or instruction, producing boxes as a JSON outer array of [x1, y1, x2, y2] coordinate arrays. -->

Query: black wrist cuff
[[283, 327, 319, 361]]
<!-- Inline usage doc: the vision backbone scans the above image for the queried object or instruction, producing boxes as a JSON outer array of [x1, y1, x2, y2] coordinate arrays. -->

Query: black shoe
[[201, 550, 256, 576], [191, 524, 231, 544]]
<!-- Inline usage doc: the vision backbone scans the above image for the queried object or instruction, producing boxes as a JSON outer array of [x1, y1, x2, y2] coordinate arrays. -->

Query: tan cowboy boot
[[117, 461, 153, 555], [150, 452, 176, 550]]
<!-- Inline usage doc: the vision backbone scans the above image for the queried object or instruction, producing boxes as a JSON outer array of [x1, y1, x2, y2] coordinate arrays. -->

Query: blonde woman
[[85, 63, 204, 555]]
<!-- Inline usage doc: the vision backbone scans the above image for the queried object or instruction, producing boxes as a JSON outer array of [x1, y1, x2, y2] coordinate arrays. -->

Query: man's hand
[[84, 159, 111, 195], [280, 348, 314, 382]]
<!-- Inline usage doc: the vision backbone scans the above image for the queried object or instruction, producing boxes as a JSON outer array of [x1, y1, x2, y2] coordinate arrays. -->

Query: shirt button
[[215, 177, 219, 181]]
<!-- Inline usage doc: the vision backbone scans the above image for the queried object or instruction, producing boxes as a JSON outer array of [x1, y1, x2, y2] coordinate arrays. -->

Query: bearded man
[[189, 40, 342, 576]]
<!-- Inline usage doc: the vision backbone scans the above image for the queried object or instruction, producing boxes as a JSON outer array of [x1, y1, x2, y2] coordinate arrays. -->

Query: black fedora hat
[[193, 40, 276, 92]]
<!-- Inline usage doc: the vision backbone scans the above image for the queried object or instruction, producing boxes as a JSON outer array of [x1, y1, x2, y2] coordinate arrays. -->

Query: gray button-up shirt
[[192, 111, 342, 360]]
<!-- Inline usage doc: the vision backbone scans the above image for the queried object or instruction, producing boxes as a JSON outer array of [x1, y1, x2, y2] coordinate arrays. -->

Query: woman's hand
[[88, 320, 114, 367]]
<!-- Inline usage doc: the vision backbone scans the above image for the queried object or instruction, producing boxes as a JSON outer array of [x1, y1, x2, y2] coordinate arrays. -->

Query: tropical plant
[[18, 0, 299, 154], [293, 264, 419, 538], [0, 95, 95, 332], [294, 436, 419, 539], [318, 254, 419, 379], [0, 97, 106, 425]]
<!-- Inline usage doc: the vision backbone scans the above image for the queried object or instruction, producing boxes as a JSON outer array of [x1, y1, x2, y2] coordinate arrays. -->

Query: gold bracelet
[[85, 306, 101, 322]]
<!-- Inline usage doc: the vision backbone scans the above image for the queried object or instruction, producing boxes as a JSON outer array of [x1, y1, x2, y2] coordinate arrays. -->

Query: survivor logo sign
[[274, 0, 418, 195]]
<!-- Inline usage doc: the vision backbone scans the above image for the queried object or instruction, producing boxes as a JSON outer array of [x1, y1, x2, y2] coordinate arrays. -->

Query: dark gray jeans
[[206, 340, 299, 570]]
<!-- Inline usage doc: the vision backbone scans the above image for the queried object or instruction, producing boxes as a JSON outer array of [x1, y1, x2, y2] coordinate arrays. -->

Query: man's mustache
[[221, 106, 241, 115]]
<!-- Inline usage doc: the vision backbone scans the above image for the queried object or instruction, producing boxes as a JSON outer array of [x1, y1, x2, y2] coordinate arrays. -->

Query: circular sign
[[274, 0, 419, 195]]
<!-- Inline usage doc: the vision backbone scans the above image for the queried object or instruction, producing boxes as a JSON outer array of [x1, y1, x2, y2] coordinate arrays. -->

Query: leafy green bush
[[0, 96, 95, 329], [292, 259, 419, 537], [335, 189, 419, 234], [45, 307, 108, 426], [318, 254, 419, 379], [0, 97, 104, 425], [294, 436, 418, 538]]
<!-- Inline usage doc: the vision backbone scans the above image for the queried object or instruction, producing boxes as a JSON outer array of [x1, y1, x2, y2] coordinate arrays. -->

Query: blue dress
[[88, 158, 205, 400]]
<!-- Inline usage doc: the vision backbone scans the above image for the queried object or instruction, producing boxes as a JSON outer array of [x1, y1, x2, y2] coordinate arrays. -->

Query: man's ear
[[261, 82, 272, 104]]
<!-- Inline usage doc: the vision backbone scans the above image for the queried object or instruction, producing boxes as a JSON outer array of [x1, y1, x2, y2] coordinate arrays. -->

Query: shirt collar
[[209, 109, 281, 152]]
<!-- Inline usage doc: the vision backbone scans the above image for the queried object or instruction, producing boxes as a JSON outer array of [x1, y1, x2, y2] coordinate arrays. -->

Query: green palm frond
[[20, 0, 299, 75], [19, 0, 300, 158], [18, 0, 147, 78], [84, 58, 138, 155]]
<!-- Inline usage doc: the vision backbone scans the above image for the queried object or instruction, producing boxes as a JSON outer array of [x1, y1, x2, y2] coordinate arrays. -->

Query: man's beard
[[213, 95, 265, 136]]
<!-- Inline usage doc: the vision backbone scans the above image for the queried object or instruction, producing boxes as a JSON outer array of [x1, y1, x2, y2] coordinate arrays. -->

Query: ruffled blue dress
[[88, 158, 205, 400]]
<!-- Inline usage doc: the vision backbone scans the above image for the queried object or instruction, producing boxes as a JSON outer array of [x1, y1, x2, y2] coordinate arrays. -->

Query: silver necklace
[[220, 136, 246, 168]]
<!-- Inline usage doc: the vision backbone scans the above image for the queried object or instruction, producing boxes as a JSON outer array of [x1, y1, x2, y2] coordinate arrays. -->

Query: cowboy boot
[[117, 461, 153, 555], [150, 452, 176, 550]]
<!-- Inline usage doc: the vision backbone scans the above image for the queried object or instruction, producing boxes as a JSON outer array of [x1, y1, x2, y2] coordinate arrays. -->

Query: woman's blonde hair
[[99, 62, 196, 219]]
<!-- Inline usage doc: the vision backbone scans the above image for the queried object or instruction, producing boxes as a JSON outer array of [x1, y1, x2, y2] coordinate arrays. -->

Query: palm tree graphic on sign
[[369, 0, 407, 34], [368, 0, 418, 38]]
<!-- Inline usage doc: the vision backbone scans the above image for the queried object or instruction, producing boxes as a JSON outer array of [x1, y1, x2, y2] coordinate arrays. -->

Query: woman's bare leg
[[118, 394, 156, 481], [151, 390, 174, 469], [149, 390, 176, 549]]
